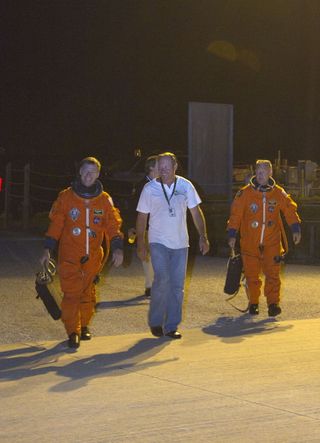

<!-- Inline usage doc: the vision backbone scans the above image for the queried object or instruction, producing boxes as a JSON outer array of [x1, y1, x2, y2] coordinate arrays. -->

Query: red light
[[0, 177, 3, 192]]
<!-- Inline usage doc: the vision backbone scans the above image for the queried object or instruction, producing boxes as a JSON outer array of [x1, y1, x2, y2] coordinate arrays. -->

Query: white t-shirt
[[136, 175, 201, 249]]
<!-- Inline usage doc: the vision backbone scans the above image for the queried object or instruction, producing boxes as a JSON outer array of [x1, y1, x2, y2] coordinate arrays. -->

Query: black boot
[[144, 288, 151, 297], [68, 332, 80, 348], [165, 330, 182, 339], [268, 303, 281, 317], [150, 326, 163, 337], [249, 304, 259, 315], [81, 326, 92, 340]]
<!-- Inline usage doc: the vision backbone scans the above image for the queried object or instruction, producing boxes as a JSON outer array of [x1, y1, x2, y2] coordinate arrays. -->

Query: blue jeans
[[149, 243, 188, 334]]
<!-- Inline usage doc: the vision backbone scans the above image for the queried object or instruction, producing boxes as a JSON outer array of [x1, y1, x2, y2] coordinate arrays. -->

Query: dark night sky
[[1, 0, 320, 170]]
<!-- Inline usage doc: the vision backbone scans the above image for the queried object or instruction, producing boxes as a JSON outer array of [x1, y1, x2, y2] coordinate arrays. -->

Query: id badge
[[168, 207, 176, 217]]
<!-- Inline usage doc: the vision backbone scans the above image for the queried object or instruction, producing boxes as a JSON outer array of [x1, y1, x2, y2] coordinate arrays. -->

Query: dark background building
[[2, 0, 320, 171]]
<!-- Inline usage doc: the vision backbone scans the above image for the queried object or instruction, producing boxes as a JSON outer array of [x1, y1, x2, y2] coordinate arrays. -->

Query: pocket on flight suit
[[59, 261, 84, 293]]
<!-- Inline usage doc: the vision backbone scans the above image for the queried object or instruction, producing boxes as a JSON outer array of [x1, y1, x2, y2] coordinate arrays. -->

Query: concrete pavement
[[1, 317, 320, 442], [1, 234, 320, 344]]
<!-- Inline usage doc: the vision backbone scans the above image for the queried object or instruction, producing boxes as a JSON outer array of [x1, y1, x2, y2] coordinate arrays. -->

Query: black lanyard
[[160, 178, 177, 207]]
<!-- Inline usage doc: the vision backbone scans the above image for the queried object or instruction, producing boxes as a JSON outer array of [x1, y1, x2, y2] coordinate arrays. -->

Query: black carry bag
[[35, 259, 62, 320], [224, 249, 243, 296]]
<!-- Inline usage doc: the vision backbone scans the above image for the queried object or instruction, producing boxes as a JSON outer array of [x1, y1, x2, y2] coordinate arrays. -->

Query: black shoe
[[165, 330, 182, 339], [268, 303, 282, 317], [150, 326, 163, 337], [249, 304, 259, 315], [81, 326, 92, 340], [68, 332, 80, 349], [145, 288, 151, 297]]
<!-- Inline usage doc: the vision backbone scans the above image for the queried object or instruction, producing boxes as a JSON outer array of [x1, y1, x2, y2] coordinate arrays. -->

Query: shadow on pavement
[[50, 337, 174, 392], [95, 294, 149, 309], [0, 342, 67, 373], [0, 337, 174, 392], [202, 315, 294, 343]]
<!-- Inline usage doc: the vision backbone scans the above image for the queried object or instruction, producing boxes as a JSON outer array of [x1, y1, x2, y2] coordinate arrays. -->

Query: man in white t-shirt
[[136, 152, 210, 339]]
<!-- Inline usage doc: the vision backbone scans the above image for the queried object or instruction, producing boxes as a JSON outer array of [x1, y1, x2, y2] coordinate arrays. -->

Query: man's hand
[[228, 237, 236, 249], [293, 231, 301, 245], [199, 236, 210, 255], [40, 249, 50, 268], [112, 249, 124, 267], [189, 206, 210, 256]]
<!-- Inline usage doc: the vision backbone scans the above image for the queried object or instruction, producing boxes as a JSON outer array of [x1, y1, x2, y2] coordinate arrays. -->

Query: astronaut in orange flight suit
[[40, 157, 124, 348], [227, 160, 301, 317]]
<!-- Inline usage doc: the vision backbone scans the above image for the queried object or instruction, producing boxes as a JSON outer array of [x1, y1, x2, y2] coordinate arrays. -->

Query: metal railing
[[3, 163, 73, 229]]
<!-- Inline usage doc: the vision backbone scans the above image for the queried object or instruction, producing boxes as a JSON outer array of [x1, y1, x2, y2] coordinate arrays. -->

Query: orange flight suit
[[46, 186, 123, 335], [227, 177, 301, 305]]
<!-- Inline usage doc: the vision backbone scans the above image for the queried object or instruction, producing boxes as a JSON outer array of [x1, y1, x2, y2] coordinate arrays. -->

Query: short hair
[[145, 155, 158, 174], [158, 152, 177, 166], [79, 157, 101, 171], [255, 159, 272, 169]]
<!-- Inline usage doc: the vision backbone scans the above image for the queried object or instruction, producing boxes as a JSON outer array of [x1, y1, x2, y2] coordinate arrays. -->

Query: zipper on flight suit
[[80, 204, 90, 264], [259, 192, 266, 254]]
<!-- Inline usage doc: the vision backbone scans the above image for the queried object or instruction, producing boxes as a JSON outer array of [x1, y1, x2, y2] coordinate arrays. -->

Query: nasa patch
[[69, 208, 80, 221], [250, 203, 258, 213]]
